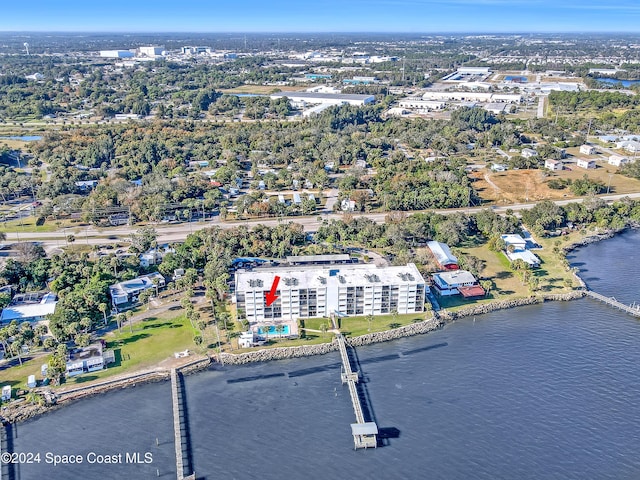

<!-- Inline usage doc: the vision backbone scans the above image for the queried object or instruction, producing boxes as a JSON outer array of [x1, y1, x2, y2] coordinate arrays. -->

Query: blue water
[[505, 75, 527, 83], [595, 78, 640, 87], [10, 231, 640, 479], [257, 325, 290, 336], [0, 135, 42, 141]]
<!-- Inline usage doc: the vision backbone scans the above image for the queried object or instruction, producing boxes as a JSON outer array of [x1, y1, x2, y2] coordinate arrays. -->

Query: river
[[9, 232, 640, 480]]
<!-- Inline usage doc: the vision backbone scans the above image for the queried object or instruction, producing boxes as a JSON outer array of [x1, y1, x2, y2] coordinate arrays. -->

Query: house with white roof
[[576, 158, 596, 169], [617, 140, 640, 153], [501, 234, 540, 268], [521, 148, 538, 158], [544, 159, 563, 171], [109, 272, 165, 307], [579, 145, 596, 155], [608, 155, 629, 167], [0, 292, 57, 324], [431, 270, 484, 297]]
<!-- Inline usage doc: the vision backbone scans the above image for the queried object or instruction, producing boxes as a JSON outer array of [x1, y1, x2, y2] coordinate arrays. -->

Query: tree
[[47, 344, 68, 384], [480, 279, 493, 297], [275, 324, 285, 338], [116, 313, 125, 332], [320, 322, 328, 339], [129, 226, 157, 254], [125, 310, 134, 333], [193, 334, 203, 346], [366, 314, 374, 332], [98, 302, 108, 325], [74, 333, 91, 347], [262, 325, 271, 342]]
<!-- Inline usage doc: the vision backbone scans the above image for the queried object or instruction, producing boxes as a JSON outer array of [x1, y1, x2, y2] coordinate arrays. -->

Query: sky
[[1, 0, 640, 33]]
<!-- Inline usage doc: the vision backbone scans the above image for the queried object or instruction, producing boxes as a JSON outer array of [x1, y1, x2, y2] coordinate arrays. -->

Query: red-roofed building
[[427, 241, 459, 270]]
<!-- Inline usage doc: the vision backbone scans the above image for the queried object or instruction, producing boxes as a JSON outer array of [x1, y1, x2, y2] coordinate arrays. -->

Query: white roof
[[109, 272, 164, 296], [433, 270, 477, 286], [508, 249, 540, 266], [501, 234, 527, 247], [427, 241, 458, 266], [236, 263, 425, 292], [0, 300, 57, 322]]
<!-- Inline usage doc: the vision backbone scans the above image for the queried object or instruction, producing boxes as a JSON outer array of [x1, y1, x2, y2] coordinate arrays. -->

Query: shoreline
[[1, 227, 628, 424]]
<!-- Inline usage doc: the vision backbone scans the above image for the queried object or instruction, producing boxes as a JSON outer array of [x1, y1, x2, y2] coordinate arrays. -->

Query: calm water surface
[[11, 232, 640, 480]]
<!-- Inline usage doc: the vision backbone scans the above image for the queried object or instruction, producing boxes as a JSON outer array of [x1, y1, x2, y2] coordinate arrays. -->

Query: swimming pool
[[257, 325, 290, 336]]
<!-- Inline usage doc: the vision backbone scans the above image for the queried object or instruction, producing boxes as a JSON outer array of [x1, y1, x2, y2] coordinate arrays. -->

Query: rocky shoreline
[[1, 229, 613, 425], [1, 357, 212, 425]]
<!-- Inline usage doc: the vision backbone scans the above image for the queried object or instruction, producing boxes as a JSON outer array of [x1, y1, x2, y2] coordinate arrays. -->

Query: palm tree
[[116, 313, 125, 332], [125, 310, 134, 333], [98, 303, 108, 325], [262, 324, 271, 343], [152, 277, 161, 299], [275, 324, 284, 338]]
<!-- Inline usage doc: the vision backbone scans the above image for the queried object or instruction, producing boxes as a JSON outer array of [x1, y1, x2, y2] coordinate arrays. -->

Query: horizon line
[[1, 30, 639, 35]]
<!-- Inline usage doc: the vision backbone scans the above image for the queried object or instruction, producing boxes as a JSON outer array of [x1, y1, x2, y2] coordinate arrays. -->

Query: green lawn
[[304, 312, 426, 337], [0, 314, 199, 392], [0, 216, 58, 233]]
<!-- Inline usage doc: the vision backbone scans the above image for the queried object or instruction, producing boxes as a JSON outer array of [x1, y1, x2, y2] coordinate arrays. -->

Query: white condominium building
[[235, 263, 427, 323]]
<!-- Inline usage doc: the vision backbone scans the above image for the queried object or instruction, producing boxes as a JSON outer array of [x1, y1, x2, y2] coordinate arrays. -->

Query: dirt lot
[[472, 164, 640, 204]]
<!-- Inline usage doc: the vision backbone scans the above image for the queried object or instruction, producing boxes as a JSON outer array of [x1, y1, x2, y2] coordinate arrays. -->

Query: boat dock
[[171, 369, 196, 480], [336, 333, 378, 449], [585, 290, 640, 318]]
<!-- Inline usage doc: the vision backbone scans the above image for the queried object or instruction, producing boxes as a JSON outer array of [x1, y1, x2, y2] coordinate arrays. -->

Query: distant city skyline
[[1, 0, 640, 33]]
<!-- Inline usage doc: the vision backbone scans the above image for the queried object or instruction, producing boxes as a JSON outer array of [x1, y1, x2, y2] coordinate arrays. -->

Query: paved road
[[8, 192, 640, 254]]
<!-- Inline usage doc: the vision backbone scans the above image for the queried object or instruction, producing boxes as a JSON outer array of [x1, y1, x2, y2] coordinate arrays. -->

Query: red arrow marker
[[265, 276, 280, 307]]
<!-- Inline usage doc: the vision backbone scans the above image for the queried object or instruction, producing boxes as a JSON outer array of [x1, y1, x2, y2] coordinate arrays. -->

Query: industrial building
[[235, 263, 427, 324], [138, 46, 164, 57], [99, 50, 135, 58], [398, 99, 445, 111], [270, 91, 375, 106], [421, 91, 521, 103]]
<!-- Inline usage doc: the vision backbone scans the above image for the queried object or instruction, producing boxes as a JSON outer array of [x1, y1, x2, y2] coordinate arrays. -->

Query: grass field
[[472, 166, 640, 205], [0, 314, 198, 393]]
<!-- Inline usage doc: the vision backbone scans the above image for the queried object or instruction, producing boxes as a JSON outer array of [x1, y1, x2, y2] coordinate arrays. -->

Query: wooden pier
[[171, 369, 196, 480], [585, 290, 640, 318], [336, 334, 378, 449]]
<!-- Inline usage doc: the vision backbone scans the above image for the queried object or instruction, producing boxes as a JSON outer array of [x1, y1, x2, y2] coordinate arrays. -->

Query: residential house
[[431, 270, 484, 297], [608, 155, 629, 167], [544, 159, 563, 171], [109, 272, 165, 307], [576, 158, 596, 169], [521, 148, 538, 158], [579, 145, 596, 155], [0, 292, 57, 325], [66, 343, 114, 377], [501, 234, 540, 267]]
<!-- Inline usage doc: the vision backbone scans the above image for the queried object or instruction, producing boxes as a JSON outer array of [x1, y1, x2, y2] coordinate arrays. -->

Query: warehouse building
[[99, 50, 135, 58], [235, 263, 426, 324], [270, 91, 375, 106]]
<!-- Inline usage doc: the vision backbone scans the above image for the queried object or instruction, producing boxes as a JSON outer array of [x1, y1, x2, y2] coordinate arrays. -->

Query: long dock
[[171, 369, 196, 480], [336, 334, 378, 449], [585, 290, 640, 317]]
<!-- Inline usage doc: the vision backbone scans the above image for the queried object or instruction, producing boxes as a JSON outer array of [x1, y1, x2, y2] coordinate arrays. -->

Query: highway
[[7, 192, 640, 254]]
